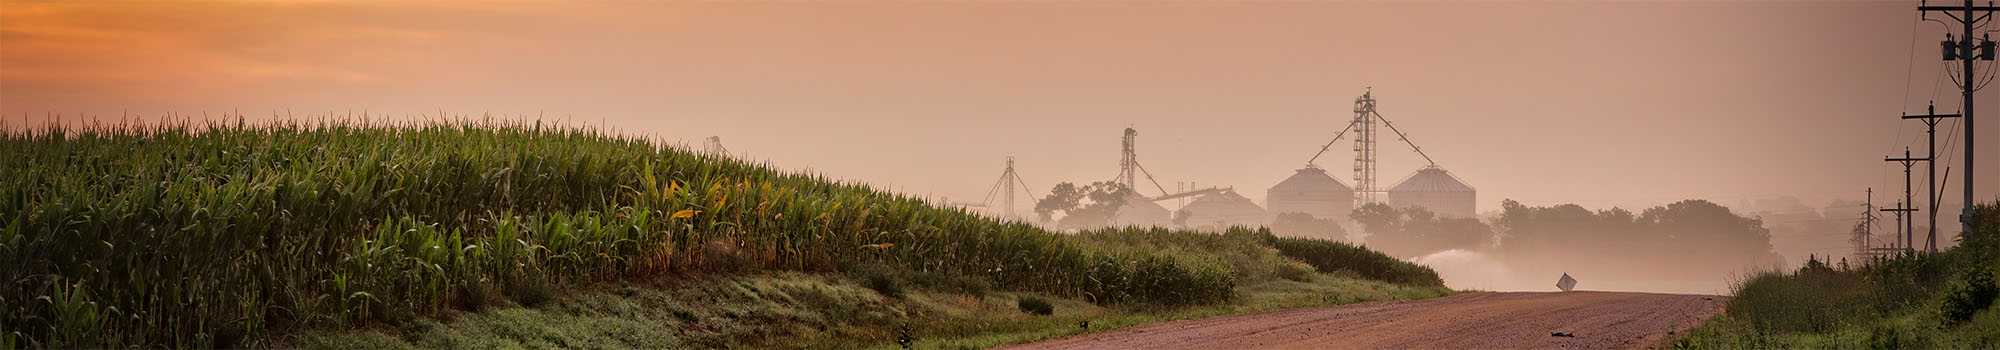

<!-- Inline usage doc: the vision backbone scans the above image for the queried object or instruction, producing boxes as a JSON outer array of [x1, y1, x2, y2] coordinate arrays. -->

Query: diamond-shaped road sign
[[1556, 273, 1578, 292]]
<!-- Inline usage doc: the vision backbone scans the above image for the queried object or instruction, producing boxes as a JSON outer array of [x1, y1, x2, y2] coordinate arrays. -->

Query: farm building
[[1386, 165, 1477, 218], [1180, 190, 1267, 230], [1111, 192, 1172, 227], [1265, 166, 1355, 221]]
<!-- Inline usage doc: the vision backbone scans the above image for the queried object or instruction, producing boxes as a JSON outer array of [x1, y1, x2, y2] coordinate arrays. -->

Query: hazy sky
[[4, 0, 1995, 226]]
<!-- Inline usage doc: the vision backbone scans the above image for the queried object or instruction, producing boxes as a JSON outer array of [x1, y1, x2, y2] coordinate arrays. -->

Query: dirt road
[[1003, 291, 1725, 350]]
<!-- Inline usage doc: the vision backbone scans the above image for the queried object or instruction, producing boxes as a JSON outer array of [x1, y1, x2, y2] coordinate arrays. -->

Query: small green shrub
[[1017, 296, 1054, 315], [506, 275, 554, 307], [1277, 264, 1313, 283], [850, 263, 906, 299], [1938, 268, 1999, 325], [454, 281, 493, 312], [1867, 322, 1911, 350], [865, 274, 903, 299], [910, 271, 991, 298]]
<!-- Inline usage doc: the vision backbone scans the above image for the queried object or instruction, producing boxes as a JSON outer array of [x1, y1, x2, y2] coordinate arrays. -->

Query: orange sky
[[3, 0, 1995, 249]]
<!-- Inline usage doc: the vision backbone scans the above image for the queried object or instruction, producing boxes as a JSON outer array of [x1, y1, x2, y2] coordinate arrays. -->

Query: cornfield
[[0, 118, 1435, 348]]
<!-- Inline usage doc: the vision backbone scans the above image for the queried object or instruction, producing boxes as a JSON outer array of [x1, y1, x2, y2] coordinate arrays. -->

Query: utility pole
[[1866, 188, 1876, 252], [1918, 0, 1996, 238], [1888, 148, 1928, 252], [1883, 201, 1916, 252], [1855, 188, 1880, 261], [1903, 103, 1959, 252]]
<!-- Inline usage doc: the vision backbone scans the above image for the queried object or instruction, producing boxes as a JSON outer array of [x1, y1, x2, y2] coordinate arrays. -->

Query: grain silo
[[1180, 190, 1267, 230], [1265, 166, 1355, 220], [1386, 165, 1476, 218]]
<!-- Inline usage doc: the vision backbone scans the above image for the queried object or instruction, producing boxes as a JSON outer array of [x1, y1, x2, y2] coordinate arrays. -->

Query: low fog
[[1023, 181, 1847, 295]]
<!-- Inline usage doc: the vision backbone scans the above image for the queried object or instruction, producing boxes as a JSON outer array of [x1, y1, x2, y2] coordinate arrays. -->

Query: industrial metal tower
[[1120, 128, 1139, 191], [1105, 127, 1174, 198], [1352, 91, 1379, 205], [966, 156, 1036, 218], [704, 136, 728, 155], [1305, 89, 1440, 209], [1002, 157, 1018, 216]]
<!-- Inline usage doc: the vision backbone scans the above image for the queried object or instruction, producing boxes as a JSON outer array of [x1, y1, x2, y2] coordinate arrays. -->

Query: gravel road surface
[[1001, 291, 1725, 350]]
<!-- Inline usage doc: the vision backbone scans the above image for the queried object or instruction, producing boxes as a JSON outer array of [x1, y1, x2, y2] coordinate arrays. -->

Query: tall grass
[[1265, 236, 1444, 286], [0, 119, 1436, 348], [1675, 201, 2000, 348]]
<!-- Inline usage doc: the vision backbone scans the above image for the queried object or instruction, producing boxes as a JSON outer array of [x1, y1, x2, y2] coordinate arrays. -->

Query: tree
[[1270, 212, 1347, 241], [1350, 202, 1493, 258], [1033, 182, 1085, 222], [1635, 199, 1779, 264], [1350, 202, 1402, 238], [1033, 181, 1133, 229], [1957, 201, 1999, 254], [1491, 198, 1784, 280]]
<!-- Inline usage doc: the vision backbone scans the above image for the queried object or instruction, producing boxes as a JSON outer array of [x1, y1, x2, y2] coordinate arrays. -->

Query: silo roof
[[1389, 166, 1475, 192], [1269, 167, 1353, 193], [1119, 192, 1171, 214], [1186, 190, 1266, 214]]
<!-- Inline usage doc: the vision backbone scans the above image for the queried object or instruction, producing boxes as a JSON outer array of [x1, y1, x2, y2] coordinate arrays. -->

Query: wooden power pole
[[1902, 104, 1958, 252], [1917, 0, 1995, 240]]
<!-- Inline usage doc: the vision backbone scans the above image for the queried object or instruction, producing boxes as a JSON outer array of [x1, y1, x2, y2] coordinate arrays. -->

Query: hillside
[[0, 121, 1445, 348]]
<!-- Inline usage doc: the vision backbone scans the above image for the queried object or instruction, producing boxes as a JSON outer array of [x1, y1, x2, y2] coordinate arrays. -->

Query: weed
[[852, 263, 907, 299], [1018, 297, 1054, 315], [897, 322, 914, 349], [454, 281, 493, 312], [1277, 264, 1314, 283], [507, 275, 555, 308]]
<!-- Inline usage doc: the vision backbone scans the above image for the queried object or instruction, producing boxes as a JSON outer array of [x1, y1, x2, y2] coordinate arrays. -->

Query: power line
[[1907, 13, 1930, 109], [1916, 0, 1995, 238]]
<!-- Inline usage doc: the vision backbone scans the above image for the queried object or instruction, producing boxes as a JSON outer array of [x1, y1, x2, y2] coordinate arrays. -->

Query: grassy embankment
[[0, 120, 1447, 349], [311, 229, 1447, 349], [1675, 202, 2000, 349]]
